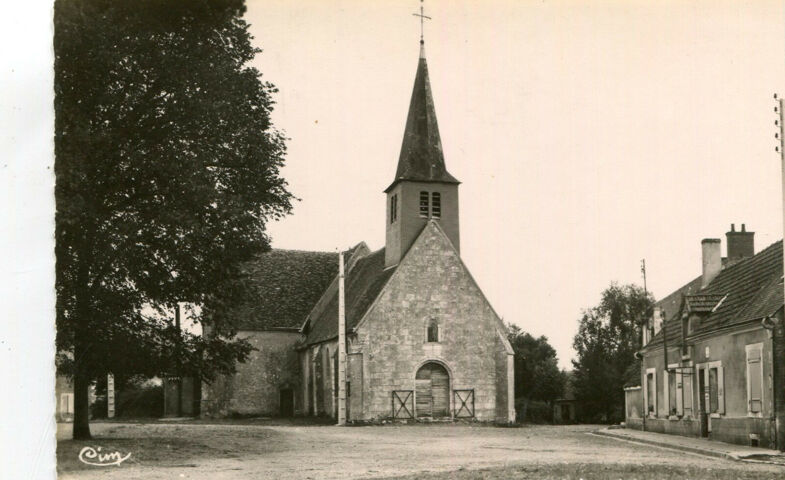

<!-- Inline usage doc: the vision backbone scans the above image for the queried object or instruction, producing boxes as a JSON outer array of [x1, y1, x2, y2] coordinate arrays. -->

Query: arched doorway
[[415, 362, 450, 418]]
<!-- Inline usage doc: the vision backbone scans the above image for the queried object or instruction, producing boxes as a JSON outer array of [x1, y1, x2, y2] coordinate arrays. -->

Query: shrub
[[89, 382, 163, 419]]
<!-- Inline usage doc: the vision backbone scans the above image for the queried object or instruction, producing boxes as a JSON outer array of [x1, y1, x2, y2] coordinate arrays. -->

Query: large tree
[[507, 324, 564, 421], [571, 283, 654, 423], [54, 0, 293, 439]]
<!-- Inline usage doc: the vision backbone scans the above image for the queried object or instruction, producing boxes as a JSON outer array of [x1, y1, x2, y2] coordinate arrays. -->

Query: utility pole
[[640, 259, 648, 431], [174, 302, 183, 417], [641, 259, 650, 344], [337, 251, 347, 425], [772, 94, 785, 450]]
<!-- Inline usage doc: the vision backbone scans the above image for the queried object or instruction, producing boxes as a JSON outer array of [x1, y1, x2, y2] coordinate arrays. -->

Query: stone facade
[[640, 325, 778, 448], [202, 330, 302, 417], [344, 222, 513, 422]]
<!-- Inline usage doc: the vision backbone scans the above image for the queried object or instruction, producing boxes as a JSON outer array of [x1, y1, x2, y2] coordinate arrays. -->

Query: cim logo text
[[78, 446, 131, 466]]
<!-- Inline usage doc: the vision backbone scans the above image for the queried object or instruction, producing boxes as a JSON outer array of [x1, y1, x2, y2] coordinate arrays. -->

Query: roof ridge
[[269, 248, 338, 255]]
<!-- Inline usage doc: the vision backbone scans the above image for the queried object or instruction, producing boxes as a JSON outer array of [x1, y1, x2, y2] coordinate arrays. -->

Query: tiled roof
[[697, 240, 783, 330], [304, 248, 396, 345], [684, 294, 726, 313], [385, 45, 459, 193], [233, 249, 341, 330], [655, 275, 703, 328], [645, 241, 783, 348]]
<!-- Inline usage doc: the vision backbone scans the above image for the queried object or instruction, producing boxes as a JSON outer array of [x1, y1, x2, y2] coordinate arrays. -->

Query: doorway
[[415, 362, 450, 418], [698, 368, 708, 437], [280, 388, 294, 417]]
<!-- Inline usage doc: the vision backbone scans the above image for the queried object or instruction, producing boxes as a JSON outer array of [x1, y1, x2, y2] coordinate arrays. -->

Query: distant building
[[55, 372, 96, 422], [553, 372, 578, 424], [628, 225, 785, 449], [201, 40, 515, 423], [55, 375, 74, 422]]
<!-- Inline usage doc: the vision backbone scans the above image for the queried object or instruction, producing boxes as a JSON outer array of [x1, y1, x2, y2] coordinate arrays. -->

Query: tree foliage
[[507, 324, 564, 421], [54, 0, 293, 438], [571, 283, 653, 423]]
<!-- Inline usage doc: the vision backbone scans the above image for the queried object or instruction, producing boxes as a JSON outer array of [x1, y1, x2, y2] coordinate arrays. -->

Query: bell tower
[[384, 39, 460, 268]]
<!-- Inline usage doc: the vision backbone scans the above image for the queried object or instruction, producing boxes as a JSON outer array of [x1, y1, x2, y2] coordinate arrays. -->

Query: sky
[[243, 0, 785, 369]]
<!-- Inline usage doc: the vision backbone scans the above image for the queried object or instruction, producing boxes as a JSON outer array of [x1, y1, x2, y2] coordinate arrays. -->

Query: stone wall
[[352, 222, 512, 422], [624, 386, 642, 421], [644, 417, 701, 437], [625, 418, 644, 430], [710, 417, 776, 448], [201, 330, 302, 417]]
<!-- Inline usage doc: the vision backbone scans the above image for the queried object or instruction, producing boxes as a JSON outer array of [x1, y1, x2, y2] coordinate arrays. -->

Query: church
[[201, 39, 516, 423]]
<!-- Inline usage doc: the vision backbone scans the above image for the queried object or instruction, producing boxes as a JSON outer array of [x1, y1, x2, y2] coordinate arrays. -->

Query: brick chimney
[[701, 238, 722, 289], [726, 223, 755, 261]]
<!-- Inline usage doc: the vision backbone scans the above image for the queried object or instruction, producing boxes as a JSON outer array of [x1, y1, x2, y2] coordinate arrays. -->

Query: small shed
[[553, 372, 578, 424]]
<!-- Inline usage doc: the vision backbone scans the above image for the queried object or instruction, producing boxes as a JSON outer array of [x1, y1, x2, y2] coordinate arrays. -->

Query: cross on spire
[[412, 0, 431, 45]]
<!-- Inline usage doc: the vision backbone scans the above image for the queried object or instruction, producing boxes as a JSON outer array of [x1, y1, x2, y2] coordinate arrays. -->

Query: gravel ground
[[56, 422, 784, 480]]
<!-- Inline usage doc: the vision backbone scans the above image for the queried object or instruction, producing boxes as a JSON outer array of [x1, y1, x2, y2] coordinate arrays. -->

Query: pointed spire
[[385, 45, 459, 192]]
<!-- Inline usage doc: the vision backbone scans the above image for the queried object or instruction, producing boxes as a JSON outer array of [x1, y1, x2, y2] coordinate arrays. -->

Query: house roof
[[655, 275, 703, 328], [684, 294, 727, 313], [303, 247, 397, 345], [645, 240, 783, 348], [233, 249, 341, 330], [385, 44, 459, 193]]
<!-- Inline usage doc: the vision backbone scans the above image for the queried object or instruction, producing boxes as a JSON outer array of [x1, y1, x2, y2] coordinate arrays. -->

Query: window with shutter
[[61, 393, 74, 414], [717, 365, 725, 414], [390, 194, 398, 223], [709, 367, 719, 413], [746, 343, 763, 415], [645, 368, 657, 417], [675, 370, 683, 416], [419, 191, 429, 217], [431, 192, 441, 219], [682, 370, 693, 417]]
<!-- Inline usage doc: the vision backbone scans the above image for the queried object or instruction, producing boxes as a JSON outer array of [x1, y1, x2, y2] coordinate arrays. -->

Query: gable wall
[[353, 222, 512, 421], [201, 330, 302, 418]]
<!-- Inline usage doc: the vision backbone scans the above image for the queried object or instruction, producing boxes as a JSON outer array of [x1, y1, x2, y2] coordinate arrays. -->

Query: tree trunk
[[71, 251, 94, 440], [72, 338, 92, 440], [519, 397, 529, 422]]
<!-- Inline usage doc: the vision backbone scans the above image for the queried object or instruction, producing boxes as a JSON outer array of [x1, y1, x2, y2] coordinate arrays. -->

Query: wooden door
[[280, 388, 294, 417], [415, 367, 432, 417], [698, 367, 708, 437], [415, 363, 450, 418]]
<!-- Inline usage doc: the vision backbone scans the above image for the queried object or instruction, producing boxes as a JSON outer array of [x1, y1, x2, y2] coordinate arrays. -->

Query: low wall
[[624, 386, 642, 423], [625, 418, 644, 430], [643, 417, 701, 437], [710, 417, 776, 449], [639, 416, 776, 449]]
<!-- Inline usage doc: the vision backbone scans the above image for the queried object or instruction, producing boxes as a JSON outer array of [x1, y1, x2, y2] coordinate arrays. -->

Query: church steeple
[[384, 42, 459, 194], [384, 35, 461, 269]]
